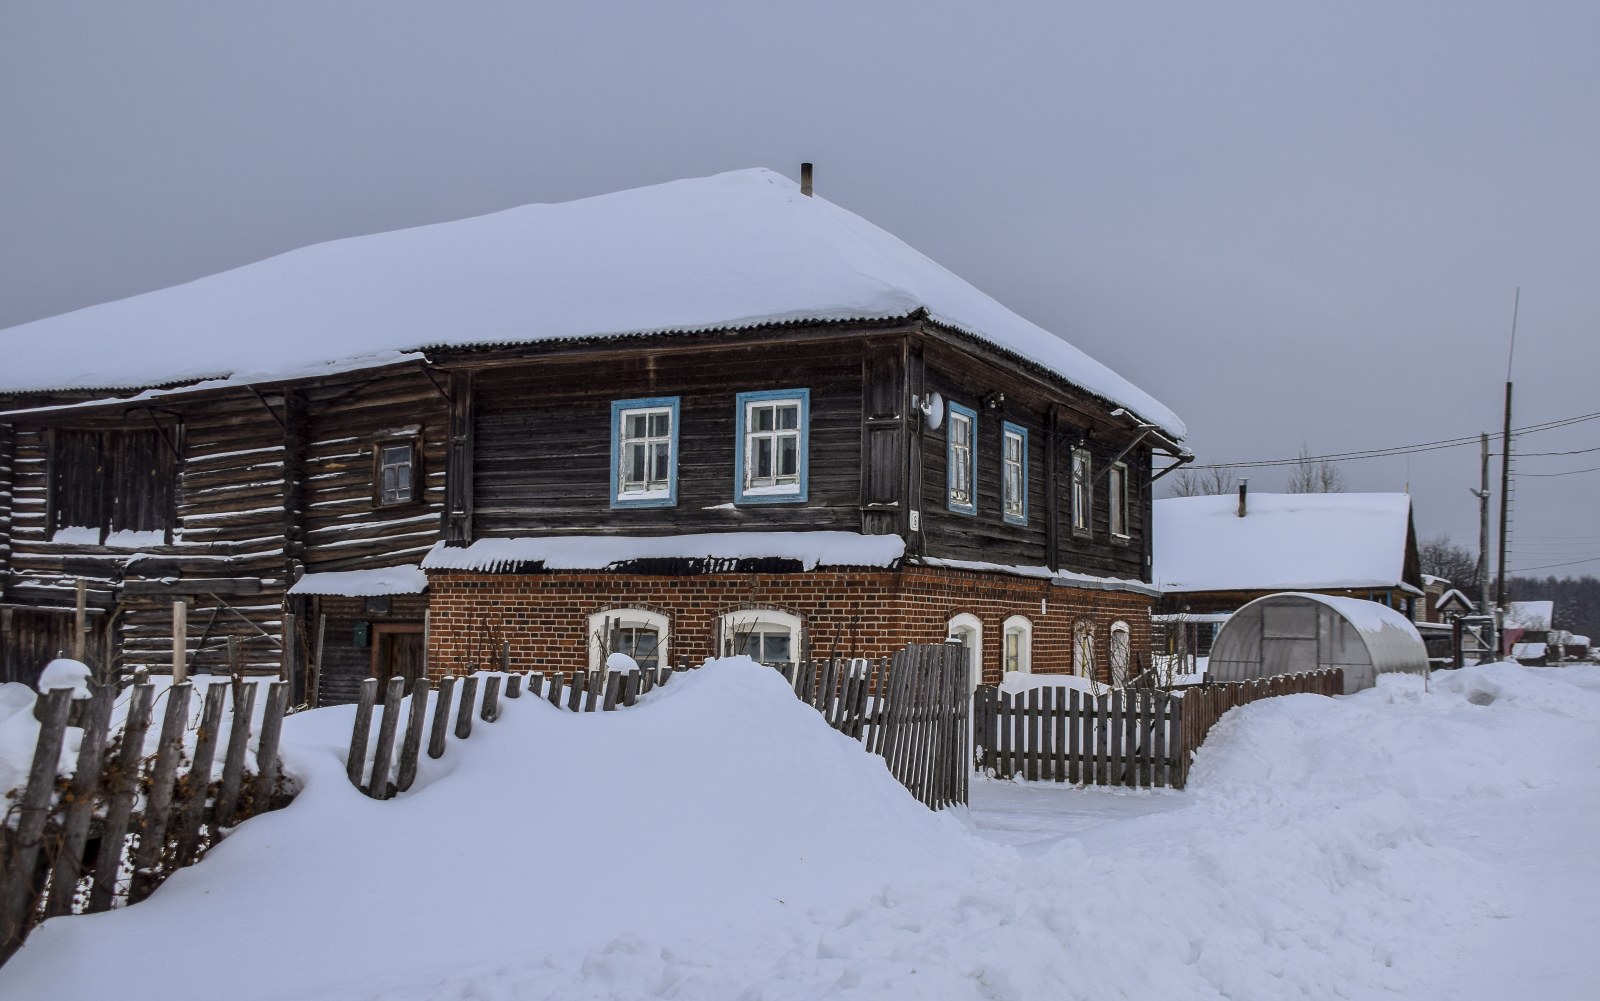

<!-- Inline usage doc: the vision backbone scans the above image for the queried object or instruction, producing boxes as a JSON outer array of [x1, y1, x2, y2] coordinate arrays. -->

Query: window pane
[[627, 414, 646, 439], [626, 443, 645, 483], [754, 405, 774, 432], [762, 632, 792, 663], [778, 437, 797, 477], [779, 405, 799, 430], [651, 442, 670, 481], [755, 438, 773, 479], [738, 634, 762, 659], [649, 413, 669, 437]]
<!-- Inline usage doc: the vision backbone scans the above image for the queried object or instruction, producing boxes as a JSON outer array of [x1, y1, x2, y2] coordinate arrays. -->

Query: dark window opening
[[374, 437, 421, 507], [47, 428, 175, 543]]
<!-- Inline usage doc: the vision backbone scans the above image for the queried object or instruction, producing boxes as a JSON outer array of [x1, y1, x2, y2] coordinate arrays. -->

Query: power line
[[1516, 464, 1600, 478], [1186, 409, 1600, 471], [1505, 555, 1600, 573]]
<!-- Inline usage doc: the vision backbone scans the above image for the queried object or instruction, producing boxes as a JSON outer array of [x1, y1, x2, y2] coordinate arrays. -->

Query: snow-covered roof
[[421, 532, 906, 574], [1511, 642, 1548, 659], [287, 565, 429, 597], [1153, 492, 1413, 594], [1436, 588, 1475, 612], [0, 169, 1183, 439], [1505, 601, 1553, 631], [914, 556, 1160, 596], [1569, 634, 1590, 646]]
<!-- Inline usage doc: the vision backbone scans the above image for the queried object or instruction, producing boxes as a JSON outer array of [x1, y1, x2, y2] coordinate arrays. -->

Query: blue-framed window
[[946, 401, 977, 515], [610, 397, 680, 508], [1001, 422, 1028, 525], [735, 389, 809, 504]]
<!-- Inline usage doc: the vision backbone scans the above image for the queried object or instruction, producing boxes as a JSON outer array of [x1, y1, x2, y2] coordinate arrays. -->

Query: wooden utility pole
[[1495, 288, 1519, 632]]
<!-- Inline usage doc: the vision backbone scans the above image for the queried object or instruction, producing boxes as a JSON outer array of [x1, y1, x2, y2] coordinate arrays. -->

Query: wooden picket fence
[[973, 668, 1343, 789], [348, 643, 970, 810], [1, 677, 292, 965]]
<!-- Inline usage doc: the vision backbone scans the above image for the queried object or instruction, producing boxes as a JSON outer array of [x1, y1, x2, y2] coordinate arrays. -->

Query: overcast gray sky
[[3, 1, 1597, 575]]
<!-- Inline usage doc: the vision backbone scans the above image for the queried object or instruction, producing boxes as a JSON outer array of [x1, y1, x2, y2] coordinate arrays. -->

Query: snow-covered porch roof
[[287, 565, 429, 597]]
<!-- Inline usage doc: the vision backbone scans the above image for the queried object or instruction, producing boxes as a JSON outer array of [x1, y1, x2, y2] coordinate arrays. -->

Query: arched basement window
[[947, 613, 984, 689], [719, 609, 803, 667], [1002, 615, 1033, 675], [1110, 621, 1132, 687], [1073, 620, 1096, 678], [587, 608, 669, 671]]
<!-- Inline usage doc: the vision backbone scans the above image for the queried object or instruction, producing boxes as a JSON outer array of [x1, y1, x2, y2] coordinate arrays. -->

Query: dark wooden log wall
[[0, 424, 12, 585], [915, 339, 1153, 580], [468, 341, 867, 537], [300, 369, 448, 573]]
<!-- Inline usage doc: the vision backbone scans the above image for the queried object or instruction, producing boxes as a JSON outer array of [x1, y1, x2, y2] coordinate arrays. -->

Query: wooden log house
[[0, 168, 1190, 698]]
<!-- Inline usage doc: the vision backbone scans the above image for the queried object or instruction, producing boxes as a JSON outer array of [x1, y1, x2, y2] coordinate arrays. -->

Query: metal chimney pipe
[[1236, 478, 1248, 518], [800, 162, 813, 196]]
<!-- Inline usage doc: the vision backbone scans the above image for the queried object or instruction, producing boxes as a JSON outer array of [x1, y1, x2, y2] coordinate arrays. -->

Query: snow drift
[[3, 660, 1597, 1000]]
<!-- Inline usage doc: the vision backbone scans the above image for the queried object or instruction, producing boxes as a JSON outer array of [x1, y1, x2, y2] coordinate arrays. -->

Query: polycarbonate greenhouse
[[1207, 592, 1429, 694]]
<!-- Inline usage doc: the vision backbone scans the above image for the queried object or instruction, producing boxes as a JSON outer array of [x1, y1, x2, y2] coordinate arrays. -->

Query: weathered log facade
[[1, 318, 1179, 695]]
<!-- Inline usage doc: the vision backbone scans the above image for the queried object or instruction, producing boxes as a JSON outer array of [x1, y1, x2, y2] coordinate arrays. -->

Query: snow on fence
[[0, 677, 293, 965], [347, 643, 970, 811], [973, 669, 1343, 789]]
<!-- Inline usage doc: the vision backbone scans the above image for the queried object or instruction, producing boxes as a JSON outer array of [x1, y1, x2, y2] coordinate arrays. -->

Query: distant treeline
[[1508, 575, 1600, 643]]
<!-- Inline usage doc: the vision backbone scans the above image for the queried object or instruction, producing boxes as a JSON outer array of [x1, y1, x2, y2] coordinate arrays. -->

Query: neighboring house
[[1152, 488, 1424, 623], [0, 168, 1189, 696], [1504, 600, 1555, 664]]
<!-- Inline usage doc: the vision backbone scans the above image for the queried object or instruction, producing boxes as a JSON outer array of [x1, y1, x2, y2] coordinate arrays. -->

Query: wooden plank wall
[[470, 342, 866, 537], [300, 368, 447, 572], [916, 338, 1152, 579]]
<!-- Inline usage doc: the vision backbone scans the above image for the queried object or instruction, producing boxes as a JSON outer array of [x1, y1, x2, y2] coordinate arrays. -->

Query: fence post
[[1, 689, 75, 954], [129, 683, 192, 904], [367, 676, 407, 797], [213, 680, 260, 827], [396, 678, 432, 795], [347, 677, 379, 786], [89, 681, 156, 912], [428, 676, 457, 759]]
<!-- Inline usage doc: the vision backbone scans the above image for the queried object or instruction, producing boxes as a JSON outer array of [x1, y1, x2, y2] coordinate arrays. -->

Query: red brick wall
[[424, 566, 1152, 685]]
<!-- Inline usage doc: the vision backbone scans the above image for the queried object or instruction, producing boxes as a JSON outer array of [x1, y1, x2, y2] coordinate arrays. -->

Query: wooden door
[[371, 624, 425, 693]]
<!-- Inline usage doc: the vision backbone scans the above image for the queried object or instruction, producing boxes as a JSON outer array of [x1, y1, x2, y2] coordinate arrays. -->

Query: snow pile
[[287, 564, 428, 596], [0, 170, 1182, 439], [4, 660, 1597, 1000], [1155, 491, 1415, 592], [422, 530, 907, 572], [35, 658, 93, 697]]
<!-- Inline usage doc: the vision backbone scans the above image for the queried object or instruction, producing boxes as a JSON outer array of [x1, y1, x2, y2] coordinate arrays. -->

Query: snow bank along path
[[2, 660, 1597, 1000]]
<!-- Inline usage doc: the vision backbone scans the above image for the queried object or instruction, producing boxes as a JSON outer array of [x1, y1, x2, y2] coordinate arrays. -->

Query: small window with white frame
[[719, 609, 803, 666], [587, 608, 669, 671], [1109, 460, 1130, 539], [735, 389, 809, 504], [1002, 422, 1027, 525], [374, 437, 420, 507], [1002, 615, 1033, 675], [611, 397, 679, 507], [947, 613, 984, 690], [947, 401, 977, 515], [1071, 445, 1092, 535]]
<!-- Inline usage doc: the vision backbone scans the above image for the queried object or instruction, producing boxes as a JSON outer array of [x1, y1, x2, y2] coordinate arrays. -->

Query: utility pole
[[1474, 432, 1491, 613], [1495, 288, 1520, 656]]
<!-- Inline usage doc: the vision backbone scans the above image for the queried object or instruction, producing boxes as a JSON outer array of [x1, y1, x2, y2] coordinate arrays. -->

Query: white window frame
[[587, 608, 670, 671], [1002, 614, 1033, 675], [1071, 446, 1092, 535], [1110, 620, 1132, 687], [735, 389, 809, 504], [947, 613, 984, 691], [947, 402, 978, 515], [718, 609, 803, 666], [1001, 422, 1027, 526], [1073, 620, 1096, 678], [611, 397, 679, 508], [1109, 461, 1129, 540]]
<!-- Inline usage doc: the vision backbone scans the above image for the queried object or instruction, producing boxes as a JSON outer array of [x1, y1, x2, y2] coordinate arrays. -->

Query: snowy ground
[[2, 659, 1597, 1000]]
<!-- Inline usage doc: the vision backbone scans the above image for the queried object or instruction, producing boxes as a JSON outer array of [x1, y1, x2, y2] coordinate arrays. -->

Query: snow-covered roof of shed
[[287, 565, 428, 597], [0, 169, 1183, 438], [1505, 601, 1554, 630], [1153, 492, 1413, 593]]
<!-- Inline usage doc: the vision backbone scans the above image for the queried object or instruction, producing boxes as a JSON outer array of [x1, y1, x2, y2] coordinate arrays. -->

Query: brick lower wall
[[425, 566, 1153, 686]]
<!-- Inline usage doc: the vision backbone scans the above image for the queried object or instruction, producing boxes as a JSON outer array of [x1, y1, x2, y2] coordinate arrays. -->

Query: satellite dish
[[921, 391, 945, 431]]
